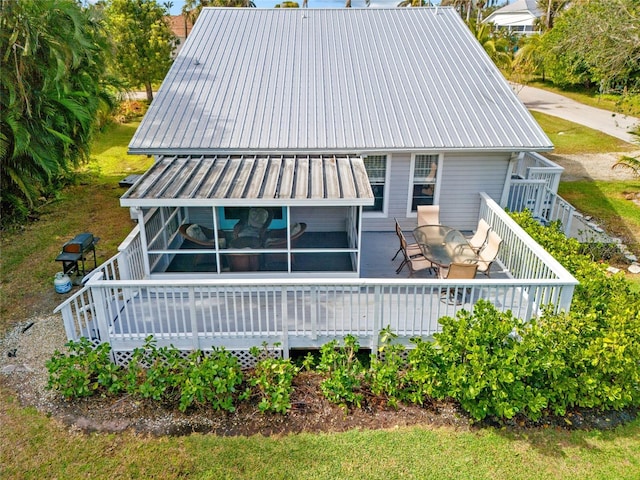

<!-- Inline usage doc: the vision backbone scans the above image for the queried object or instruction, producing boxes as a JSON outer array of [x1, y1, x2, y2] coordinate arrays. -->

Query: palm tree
[[182, 0, 256, 25], [397, 0, 432, 6], [513, 33, 546, 82], [0, 0, 112, 222], [612, 156, 640, 178], [468, 20, 512, 70]]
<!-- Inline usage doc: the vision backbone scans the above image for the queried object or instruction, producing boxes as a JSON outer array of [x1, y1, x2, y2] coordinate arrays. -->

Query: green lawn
[[531, 111, 636, 155], [2, 389, 639, 480]]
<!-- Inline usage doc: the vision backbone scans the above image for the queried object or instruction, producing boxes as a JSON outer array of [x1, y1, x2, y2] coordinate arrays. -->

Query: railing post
[[59, 303, 78, 341], [189, 286, 199, 350], [91, 284, 111, 348], [310, 286, 318, 341], [371, 284, 382, 351], [281, 286, 289, 359], [558, 284, 574, 314]]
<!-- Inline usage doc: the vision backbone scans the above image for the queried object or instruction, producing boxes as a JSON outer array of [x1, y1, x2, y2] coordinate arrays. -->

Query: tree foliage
[[541, 0, 640, 92], [104, 0, 176, 102], [0, 0, 112, 224], [182, 0, 256, 25]]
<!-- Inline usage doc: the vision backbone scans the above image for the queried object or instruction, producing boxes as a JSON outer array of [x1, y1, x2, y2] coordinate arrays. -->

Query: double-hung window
[[363, 155, 387, 213], [410, 154, 439, 211]]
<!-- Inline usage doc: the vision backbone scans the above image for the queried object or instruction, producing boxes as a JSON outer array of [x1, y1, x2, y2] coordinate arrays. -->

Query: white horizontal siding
[[439, 154, 510, 230]]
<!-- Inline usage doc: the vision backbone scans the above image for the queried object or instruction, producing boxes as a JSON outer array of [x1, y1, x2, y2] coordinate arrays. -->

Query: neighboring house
[[56, 8, 577, 364], [167, 15, 193, 55], [483, 0, 542, 34]]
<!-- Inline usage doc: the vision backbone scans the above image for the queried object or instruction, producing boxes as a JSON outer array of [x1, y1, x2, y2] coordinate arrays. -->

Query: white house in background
[[483, 0, 542, 34], [56, 8, 577, 363]]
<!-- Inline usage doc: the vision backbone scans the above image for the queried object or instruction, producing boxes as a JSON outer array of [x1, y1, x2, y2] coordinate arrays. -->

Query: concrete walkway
[[515, 84, 640, 144]]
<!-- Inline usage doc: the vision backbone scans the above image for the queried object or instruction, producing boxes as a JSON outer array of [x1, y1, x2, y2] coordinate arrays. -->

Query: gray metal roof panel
[[120, 154, 374, 206], [129, 8, 551, 154]]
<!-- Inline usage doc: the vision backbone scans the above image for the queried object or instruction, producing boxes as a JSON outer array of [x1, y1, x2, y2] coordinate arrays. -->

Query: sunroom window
[[363, 155, 387, 212], [411, 154, 439, 211]]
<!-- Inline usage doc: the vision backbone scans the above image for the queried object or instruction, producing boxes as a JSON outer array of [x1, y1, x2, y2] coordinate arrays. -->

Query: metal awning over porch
[[120, 154, 374, 207]]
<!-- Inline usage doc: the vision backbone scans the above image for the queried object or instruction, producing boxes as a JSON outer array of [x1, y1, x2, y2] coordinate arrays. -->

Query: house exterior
[[167, 15, 194, 55], [56, 8, 577, 364], [483, 0, 542, 34]]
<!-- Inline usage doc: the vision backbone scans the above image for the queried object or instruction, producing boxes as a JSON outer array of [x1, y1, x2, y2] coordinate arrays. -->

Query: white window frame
[[362, 154, 391, 218], [407, 153, 442, 218]]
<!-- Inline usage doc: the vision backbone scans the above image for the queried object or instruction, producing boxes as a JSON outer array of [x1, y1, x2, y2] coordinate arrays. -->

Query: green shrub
[[248, 343, 299, 414], [317, 335, 365, 409], [366, 326, 407, 409], [409, 301, 548, 421], [178, 347, 244, 413], [46, 338, 125, 398]]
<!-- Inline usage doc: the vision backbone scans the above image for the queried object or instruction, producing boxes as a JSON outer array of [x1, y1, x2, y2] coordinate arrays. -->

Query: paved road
[[515, 84, 640, 144]]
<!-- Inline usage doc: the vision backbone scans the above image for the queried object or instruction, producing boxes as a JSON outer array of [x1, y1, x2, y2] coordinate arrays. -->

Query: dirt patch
[[544, 150, 640, 182]]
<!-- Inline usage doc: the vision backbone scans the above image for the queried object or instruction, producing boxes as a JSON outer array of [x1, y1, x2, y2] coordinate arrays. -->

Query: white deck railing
[[55, 194, 578, 362], [507, 152, 575, 235]]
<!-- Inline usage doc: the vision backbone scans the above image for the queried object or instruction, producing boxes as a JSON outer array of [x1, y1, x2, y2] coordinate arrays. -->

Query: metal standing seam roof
[[128, 7, 552, 155], [120, 154, 374, 207]]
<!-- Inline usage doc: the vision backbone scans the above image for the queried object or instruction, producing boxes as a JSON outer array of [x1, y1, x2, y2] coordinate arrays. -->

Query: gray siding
[[439, 153, 510, 230], [362, 152, 510, 232]]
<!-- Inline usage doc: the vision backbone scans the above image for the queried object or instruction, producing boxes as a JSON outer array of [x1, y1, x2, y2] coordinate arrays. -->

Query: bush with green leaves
[[404, 301, 549, 421], [366, 326, 407, 409], [46, 338, 124, 399], [177, 348, 244, 413], [247, 343, 299, 414], [317, 335, 365, 409], [125, 337, 243, 412]]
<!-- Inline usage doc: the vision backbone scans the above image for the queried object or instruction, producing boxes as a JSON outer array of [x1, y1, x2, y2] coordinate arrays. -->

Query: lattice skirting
[[111, 347, 282, 369]]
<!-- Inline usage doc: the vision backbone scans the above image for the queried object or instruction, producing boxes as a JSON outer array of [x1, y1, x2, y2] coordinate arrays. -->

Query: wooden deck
[[56, 194, 577, 365]]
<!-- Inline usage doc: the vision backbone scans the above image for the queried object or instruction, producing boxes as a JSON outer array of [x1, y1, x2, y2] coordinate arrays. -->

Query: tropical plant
[[513, 33, 545, 82], [536, 0, 569, 31], [612, 155, 640, 179], [0, 0, 113, 225], [468, 19, 512, 71], [541, 0, 640, 92], [182, 0, 256, 24], [104, 0, 176, 102]]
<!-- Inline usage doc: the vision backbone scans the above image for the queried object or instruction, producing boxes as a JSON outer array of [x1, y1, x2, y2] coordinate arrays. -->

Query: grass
[[2, 106, 640, 478], [530, 111, 636, 155], [0, 120, 153, 333], [2, 388, 640, 480], [559, 180, 640, 287]]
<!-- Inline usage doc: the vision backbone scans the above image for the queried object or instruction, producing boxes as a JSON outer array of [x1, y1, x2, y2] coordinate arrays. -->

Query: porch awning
[[120, 155, 374, 207]]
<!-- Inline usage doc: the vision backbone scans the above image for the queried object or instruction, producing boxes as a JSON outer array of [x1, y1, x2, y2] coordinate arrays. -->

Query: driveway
[[515, 84, 640, 144]]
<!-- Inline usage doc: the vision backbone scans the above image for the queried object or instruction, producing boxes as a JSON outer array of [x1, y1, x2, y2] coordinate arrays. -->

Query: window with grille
[[411, 154, 439, 211], [363, 155, 387, 212]]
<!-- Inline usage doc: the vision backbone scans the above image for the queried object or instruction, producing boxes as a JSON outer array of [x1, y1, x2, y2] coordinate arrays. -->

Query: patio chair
[[468, 219, 491, 253], [417, 205, 440, 226], [263, 222, 307, 268], [178, 223, 227, 269], [439, 262, 478, 305], [392, 218, 421, 262], [232, 208, 273, 243], [476, 231, 503, 277], [179, 223, 225, 248], [396, 232, 434, 277]]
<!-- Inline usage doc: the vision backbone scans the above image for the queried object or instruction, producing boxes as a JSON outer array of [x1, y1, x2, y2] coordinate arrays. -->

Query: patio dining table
[[413, 225, 478, 269]]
